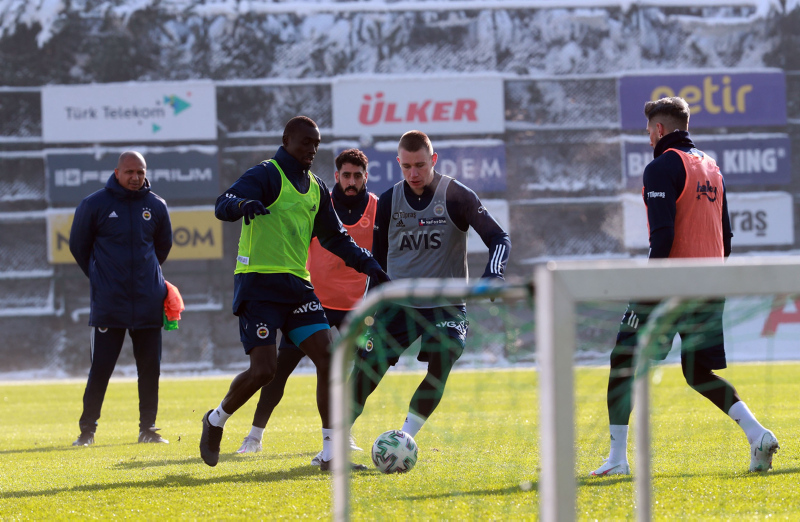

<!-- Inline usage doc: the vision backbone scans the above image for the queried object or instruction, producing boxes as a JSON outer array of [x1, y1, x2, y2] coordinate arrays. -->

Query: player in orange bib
[[236, 149, 377, 461], [591, 96, 779, 477]]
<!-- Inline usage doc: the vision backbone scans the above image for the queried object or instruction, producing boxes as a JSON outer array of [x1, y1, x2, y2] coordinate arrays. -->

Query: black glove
[[240, 200, 269, 225], [366, 265, 391, 292]]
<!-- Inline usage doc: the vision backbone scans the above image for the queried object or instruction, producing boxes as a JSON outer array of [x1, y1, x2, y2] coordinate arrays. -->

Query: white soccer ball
[[371, 430, 419, 474]]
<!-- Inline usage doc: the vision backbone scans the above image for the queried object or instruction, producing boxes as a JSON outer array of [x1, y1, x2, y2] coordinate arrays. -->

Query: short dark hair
[[335, 149, 368, 171], [283, 116, 318, 139], [398, 130, 433, 155], [644, 97, 690, 130]]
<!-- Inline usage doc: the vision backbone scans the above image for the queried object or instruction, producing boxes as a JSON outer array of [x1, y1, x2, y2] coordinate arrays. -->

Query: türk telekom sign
[[42, 81, 217, 143], [332, 77, 504, 136], [619, 71, 786, 130]]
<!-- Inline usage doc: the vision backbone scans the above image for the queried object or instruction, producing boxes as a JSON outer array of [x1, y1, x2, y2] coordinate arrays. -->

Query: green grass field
[[1, 363, 798, 520]]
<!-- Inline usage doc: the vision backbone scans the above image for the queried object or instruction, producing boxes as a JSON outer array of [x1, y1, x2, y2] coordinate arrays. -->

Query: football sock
[[209, 403, 231, 428], [608, 424, 629, 463], [248, 426, 265, 441], [727, 400, 767, 445], [321, 428, 334, 461], [401, 412, 426, 438]]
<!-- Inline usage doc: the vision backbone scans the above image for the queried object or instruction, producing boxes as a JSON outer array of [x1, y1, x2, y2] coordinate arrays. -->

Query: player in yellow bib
[[199, 118, 389, 471], [235, 149, 379, 462]]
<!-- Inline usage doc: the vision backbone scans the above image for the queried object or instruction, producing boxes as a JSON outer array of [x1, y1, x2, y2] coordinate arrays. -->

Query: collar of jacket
[[105, 172, 151, 199], [653, 130, 694, 159], [273, 146, 311, 178]]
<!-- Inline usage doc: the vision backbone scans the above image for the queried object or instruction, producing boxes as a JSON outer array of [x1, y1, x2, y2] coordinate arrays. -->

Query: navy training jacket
[[69, 173, 172, 329]]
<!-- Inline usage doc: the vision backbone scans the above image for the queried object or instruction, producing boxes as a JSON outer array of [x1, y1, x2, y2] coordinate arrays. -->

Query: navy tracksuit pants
[[79, 327, 162, 432]]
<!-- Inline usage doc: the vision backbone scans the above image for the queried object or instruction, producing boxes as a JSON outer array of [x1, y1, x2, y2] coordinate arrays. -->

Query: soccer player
[[348, 130, 511, 440], [591, 97, 779, 476], [236, 148, 378, 464], [200, 117, 389, 471]]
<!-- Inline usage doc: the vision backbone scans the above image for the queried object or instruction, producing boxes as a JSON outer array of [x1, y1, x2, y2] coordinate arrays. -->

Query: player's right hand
[[241, 200, 269, 225], [366, 266, 391, 292]]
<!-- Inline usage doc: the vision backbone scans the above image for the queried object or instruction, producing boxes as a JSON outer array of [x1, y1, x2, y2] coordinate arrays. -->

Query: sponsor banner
[[467, 199, 509, 254], [343, 142, 506, 195], [622, 191, 794, 249], [42, 81, 217, 143], [48, 206, 222, 263], [619, 72, 786, 130], [332, 77, 504, 136], [656, 296, 800, 364], [622, 136, 792, 189], [45, 148, 220, 204]]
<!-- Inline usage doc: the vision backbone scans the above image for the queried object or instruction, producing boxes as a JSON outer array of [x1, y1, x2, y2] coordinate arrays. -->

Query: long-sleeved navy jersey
[[643, 131, 733, 259], [372, 172, 511, 279], [215, 147, 382, 313]]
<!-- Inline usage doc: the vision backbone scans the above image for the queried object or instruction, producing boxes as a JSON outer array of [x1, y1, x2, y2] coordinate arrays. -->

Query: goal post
[[329, 278, 534, 521], [535, 256, 800, 522]]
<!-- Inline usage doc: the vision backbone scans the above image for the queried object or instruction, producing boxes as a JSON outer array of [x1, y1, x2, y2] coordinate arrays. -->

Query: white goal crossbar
[[535, 256, 800, 522]]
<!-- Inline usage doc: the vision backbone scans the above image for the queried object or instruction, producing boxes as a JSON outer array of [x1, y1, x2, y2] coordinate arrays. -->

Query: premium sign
[[340, 141, 506, 195], [45, 147, 220, 204], [332, 77, 504, 136], [48, 206, 222, 263], [622, 191, 794, 249], [42, 81, 217, 143], [622, 135, 792, 189], [619, 71, 786, 130]]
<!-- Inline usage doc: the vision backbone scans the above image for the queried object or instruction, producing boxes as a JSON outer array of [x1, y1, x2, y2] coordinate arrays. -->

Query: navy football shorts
[[358, 304, 468, 366], [279, 307, 349, 351], [619, 298, 727, 370], [238, 294, 329, 354]]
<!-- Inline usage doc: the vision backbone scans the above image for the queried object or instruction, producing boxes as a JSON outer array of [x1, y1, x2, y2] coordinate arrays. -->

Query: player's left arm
[[313, 176, 387, 279], [153, 196, 173, 264], [447, 181, 511, 280]]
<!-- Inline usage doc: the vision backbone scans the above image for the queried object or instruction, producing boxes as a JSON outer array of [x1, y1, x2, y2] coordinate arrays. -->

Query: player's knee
[[250, 364, 277, 387]]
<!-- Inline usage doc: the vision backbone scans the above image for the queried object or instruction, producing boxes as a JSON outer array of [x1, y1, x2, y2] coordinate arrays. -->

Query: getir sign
[[48, 207, 222, 263], [332, 77, 504, 136]]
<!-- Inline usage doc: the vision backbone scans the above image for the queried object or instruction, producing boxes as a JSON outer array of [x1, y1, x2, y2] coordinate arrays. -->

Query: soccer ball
[[371, 430, 418, 474]]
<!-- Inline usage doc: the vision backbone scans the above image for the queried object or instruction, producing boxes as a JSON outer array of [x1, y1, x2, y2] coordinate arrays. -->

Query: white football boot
[[310, 435, 363, 466], [749, 430, 779, 472], [236, 435, 262, 454], [590, 457, 631, 477]]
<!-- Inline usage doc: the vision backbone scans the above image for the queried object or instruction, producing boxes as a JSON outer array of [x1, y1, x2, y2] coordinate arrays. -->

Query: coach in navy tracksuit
[[69, 151, 172, 446]]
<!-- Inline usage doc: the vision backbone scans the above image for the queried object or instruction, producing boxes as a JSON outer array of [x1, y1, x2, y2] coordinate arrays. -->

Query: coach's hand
[[240, 200, 269, 225]]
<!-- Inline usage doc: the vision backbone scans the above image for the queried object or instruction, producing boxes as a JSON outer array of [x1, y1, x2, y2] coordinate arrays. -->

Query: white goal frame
[[535, 256, 800, 522]]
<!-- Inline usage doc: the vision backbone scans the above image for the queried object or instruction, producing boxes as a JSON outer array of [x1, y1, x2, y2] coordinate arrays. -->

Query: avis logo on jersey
[[399, 231, 442, 251]]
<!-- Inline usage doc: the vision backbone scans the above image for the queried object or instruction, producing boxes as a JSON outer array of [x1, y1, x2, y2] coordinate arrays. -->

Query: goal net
[[536, 256, 800, 521], [328, 257, 798, 520], [329, 279, 534, 520]]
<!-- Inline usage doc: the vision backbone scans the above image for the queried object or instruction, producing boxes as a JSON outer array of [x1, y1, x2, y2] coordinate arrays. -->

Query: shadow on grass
[[403, 481, 538, 501], [1, 464, 381, 500], [112, 451, 322, 470], [579, 466, 800, 486], [0, 443, 143, 455]]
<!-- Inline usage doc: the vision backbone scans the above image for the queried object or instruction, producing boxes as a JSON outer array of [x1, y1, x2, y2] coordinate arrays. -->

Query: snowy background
[[0, 0, 799, 377]]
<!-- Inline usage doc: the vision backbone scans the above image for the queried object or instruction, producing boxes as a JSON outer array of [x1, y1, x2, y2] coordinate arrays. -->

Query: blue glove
[[240, 200, 269, 225]]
